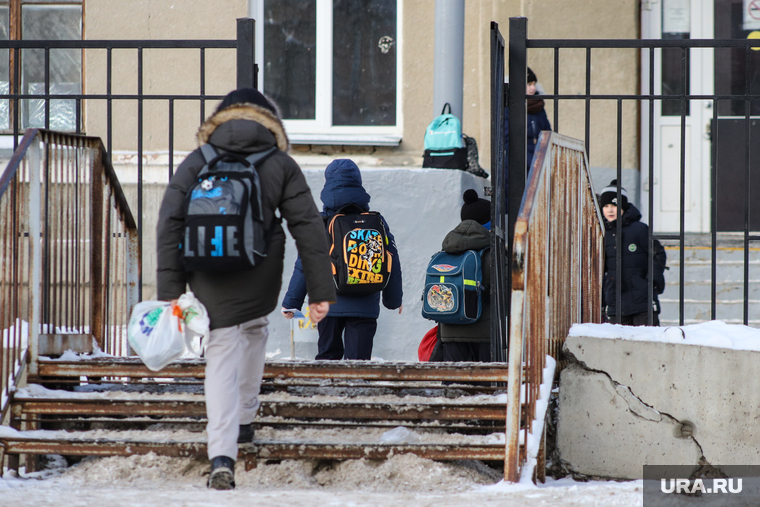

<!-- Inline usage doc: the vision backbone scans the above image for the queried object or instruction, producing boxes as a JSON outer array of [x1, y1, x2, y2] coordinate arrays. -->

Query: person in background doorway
[[600, 180, 667, 326]]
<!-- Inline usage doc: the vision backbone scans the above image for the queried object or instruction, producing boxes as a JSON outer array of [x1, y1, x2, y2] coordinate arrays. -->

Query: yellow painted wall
[[84, 0, 246, 152], [82, 0, 640, 172]]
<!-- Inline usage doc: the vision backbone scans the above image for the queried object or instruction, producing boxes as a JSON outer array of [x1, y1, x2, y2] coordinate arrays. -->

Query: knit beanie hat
[[599, 179, 629, 209], [461, 189, 491, 225], [215, 87, 277, 115], [527, 67, 537, 84]]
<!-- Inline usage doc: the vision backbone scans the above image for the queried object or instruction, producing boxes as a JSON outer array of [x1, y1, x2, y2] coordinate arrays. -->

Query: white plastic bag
[[128, 300, 185, 371], [177, 291, 209, 356], [127, 292, 209, 371]]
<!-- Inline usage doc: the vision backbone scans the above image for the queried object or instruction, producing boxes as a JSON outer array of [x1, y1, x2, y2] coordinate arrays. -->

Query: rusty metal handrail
[[504, 132, 604, 482], [1, 129, 139, 419]]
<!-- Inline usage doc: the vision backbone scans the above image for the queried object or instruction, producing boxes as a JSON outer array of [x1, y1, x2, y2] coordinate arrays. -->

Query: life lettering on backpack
[[185, 225, 240, 258]]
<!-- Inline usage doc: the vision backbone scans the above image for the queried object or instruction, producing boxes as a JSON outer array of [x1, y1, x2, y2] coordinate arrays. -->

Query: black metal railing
[[502, 16, 760, 328], [0, 18, 258, 298], [489, 22, 508, 363]]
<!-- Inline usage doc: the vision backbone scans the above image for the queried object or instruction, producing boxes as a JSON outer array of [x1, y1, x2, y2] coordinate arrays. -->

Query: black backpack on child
[[181, 144, 277, 271], [326, 205, 392, 297]]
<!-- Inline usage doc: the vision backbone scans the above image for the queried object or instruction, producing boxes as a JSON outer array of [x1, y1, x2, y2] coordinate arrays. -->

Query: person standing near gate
[[600, 180, 667, 326], [156, 88, 335, 490], [525, 67, 552, 172]]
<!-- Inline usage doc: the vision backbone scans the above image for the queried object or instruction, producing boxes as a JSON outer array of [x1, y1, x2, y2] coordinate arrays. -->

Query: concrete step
[[654, 245, 760, 326]]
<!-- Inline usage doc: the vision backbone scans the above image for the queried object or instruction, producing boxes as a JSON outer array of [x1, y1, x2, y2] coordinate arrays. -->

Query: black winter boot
[[208, 456, 235, 490], [238, 423, 255, 444]]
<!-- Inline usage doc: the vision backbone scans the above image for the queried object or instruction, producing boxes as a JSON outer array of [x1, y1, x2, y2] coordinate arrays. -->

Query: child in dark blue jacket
[[281, 159, 403, 360]]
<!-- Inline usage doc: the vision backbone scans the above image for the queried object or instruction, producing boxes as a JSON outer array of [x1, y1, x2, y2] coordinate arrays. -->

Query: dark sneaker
[[237, 423, 254, 444], [208, 456, 235, 490]]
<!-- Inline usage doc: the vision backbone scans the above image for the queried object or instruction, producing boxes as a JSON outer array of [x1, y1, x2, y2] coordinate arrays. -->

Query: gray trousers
[[204, 316, 268, 461]]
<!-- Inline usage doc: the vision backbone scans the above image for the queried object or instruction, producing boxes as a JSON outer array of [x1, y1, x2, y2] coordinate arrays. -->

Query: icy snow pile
[[570, 320, 760, 351]]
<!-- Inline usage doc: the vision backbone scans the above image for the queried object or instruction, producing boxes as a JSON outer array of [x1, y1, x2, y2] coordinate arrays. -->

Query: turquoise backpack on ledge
[[422, 103, 467, 170], [421, 248, 487, 324]]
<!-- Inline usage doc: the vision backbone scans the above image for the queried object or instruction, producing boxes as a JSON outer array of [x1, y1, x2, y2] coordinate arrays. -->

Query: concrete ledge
[[558, 333, 760, 479]]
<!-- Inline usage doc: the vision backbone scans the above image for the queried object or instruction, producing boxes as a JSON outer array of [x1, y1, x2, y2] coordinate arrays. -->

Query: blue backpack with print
[[422, 103, 467, 170], [421, 248, 487, 324]]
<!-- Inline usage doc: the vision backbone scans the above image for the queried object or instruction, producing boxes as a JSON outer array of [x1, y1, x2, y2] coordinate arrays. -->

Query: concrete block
[[558, 334, 760, 479]]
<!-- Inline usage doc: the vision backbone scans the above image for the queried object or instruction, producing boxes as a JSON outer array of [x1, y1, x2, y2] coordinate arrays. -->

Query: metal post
[[433, 0, 465, 120], [490, 22, 506, 363], [237, 18, 257, 89], [91, 143, 105, 351], [28, 135, 42, 377], [508, 18, 528, 250]]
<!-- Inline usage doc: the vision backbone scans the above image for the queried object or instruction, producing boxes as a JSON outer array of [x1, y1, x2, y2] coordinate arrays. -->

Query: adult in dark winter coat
[[503, 67, 552, 209], [281, 159, 403, 360], [437, 189, 492, 362], [156, 88, 336, 490], [525, 68, 552, 172], [600, 181, 667, 326]]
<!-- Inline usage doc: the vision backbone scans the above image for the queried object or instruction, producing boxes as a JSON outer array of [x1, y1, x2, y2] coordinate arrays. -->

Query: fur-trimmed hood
[[197, 103, 289, 152]]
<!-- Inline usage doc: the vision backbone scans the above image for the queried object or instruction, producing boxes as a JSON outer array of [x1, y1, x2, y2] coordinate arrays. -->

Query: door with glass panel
[[643, 0, 760, 232], [642, 0, 712, 233]]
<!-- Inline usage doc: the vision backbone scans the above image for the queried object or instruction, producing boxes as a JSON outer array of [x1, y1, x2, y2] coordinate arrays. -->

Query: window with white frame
[[254, 0, 401, 144], [0, 0, 82, 132]]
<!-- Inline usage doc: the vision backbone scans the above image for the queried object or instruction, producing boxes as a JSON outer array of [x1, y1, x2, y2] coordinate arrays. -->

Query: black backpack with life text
[[181, 144, 277, 271]]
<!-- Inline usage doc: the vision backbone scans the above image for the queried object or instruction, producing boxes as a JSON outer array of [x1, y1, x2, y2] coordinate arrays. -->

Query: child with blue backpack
[[434, 189, 492, 362], [281, 159, 403, 360]]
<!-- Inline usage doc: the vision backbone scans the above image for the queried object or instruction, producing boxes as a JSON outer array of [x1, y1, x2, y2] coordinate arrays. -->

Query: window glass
[[0, 7, 8, 130], [263, 0, 316, 120], [332, 0, 396, 126], [21, 4, 81, 131], [714, 0, 760, 116], [661, 0, 690, 116]]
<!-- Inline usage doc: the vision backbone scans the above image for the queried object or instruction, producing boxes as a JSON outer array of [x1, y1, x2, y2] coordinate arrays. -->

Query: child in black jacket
[[600, 180, 667, 326]]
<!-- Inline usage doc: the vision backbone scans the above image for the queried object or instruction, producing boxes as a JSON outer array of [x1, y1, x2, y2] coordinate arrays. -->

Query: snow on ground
[[0, 453, 644, 507], [570, 320, 760, 351]]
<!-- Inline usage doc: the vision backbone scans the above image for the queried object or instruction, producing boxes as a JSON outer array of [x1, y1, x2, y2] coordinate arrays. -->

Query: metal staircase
[[4, 358, 516, 473]]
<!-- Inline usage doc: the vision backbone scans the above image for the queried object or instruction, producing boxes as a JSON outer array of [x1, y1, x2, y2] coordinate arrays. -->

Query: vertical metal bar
[[200, 47, 206, 124], [28, 135, 42, 377], [648, 47, 655, 325], [44, 48, 50, 130], [615, 100, 623, 322], [137, 47, 143, 300], [711, 98, 718, 320], [678, 46, 687, 326], [237, 18, 256, 89], [76, 98, 81, 135], [743, 47, 751, 326], [508, 16, 527, 269], [75, 138, 82, 331], [169, 99, 174, 178], [12, 48, 19, 151], [91, 141, 105, 350], [585, 48, 591, 158], [107, 47, 112, 158], [490, 21, 506, 364], [553, 47, 559, 132], [103, 184, 112, 353]]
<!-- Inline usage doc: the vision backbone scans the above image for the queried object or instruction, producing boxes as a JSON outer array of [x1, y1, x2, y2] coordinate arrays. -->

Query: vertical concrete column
[[433, 0, 465, 121]]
